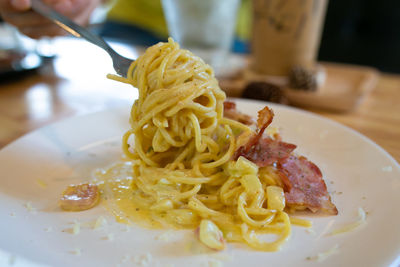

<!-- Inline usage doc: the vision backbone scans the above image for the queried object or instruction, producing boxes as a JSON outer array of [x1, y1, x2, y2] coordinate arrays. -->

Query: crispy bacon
[[229, 102, 337, 215], [256, 106, 274, 135], [235, 137, 297, 167], [223, 101, 236, 110], [279, 155, 338, 215], [234, 106, 296, 166], [223, 101, 255, 126]]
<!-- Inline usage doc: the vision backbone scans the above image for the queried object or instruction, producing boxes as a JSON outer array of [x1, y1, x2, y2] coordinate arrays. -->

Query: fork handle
[[31, 0, 116, 56]]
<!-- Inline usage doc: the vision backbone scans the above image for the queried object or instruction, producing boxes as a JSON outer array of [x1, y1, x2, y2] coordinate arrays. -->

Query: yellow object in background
[[107, 0, 168, 38], [107, 0, 251, 41]]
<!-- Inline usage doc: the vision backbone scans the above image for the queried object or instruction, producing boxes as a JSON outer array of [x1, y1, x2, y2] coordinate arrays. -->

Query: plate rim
[[0, 98, 399, 267]]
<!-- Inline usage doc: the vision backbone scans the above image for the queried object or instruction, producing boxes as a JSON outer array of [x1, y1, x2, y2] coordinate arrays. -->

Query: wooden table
[[1, 37, 399, 163]]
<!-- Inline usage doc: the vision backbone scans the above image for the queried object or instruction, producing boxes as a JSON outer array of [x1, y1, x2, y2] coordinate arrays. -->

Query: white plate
[[0, 99, 399, 267]]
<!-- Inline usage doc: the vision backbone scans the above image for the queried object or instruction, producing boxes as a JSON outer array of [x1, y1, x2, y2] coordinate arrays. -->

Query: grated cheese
[[306, 244, 339, 262], [104, 233, 114, 241], [121, 254, 131, 263], [210, 253, 234, 262], [319, 130, 329, 140], [266, 126, 279, 137], [155, 230, 174, 241], [24, 202, 37, 214], [208, 259, 223, 267], [93, 216, 107, 229], [327, 207, 366, 236], [72, 221, 81, 235], [70, 248, 81, 256], [225, 232, 233, 240], [122, 225, 131, 232], [133, 253, 152, 266], [382, 166, 393, 172], [36, 179, 48, 188], [305, 228, 316, 235]]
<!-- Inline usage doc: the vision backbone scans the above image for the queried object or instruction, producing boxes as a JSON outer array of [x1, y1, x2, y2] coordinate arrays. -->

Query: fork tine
[[31, 0, 134, 78], [112, 53, 134, 78]]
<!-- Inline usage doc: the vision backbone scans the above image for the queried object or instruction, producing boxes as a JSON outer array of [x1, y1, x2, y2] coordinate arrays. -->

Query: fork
[[31, 0, 134, 77]]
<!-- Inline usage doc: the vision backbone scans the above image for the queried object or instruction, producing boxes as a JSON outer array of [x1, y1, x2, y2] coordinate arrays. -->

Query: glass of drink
[[162, 0, 240, 73], [250, 0, 328, 77]]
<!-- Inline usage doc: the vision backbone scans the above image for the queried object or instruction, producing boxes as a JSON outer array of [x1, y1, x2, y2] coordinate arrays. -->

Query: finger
[[0, 0, 14, 13], [10, 0, 31, 11], [1, 10, 50, 27], [19, 24, 68, 39], [44, 0, 89, 19]]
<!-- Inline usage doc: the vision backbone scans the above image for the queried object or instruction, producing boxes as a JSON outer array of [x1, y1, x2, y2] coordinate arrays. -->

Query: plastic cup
[[251, 0, 328, 77], [162, 0, 240, 72]]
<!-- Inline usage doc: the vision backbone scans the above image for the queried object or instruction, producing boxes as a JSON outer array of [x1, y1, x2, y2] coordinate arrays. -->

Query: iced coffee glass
[[251, 0, 328, 77], [162, 0, 240, 72]]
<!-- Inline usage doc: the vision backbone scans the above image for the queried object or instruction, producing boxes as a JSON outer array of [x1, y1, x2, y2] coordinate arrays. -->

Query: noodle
[[102, 38, 296, 251]]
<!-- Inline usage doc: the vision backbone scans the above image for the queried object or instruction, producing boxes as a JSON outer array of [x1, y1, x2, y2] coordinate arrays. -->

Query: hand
[[0, 0, 101, 39]]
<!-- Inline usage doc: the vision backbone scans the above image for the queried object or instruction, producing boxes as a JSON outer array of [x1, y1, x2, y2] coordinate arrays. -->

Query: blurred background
[[97, 0, 400, 73], [318, 0, 400, 74], [2, 0, 399, 73], [98, 0, 400, 74], [0, 0, 399, 160]]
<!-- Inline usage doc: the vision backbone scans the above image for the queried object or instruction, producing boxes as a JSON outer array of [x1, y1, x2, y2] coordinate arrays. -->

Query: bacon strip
[[256, 106, 274, 136], [228, 102, 337, 215], [279, 155, 338, 215], [234, 106, 296, 166], [235, 137, 297, 167], [223, 101, 255, 126]]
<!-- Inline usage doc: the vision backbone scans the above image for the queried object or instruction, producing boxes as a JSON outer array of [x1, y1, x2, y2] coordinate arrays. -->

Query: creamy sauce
[[94, 161, 197, 230]]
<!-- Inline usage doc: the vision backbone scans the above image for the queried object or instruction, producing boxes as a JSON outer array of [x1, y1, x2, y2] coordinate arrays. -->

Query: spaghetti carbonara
[[104, 38, 296, 251], [61, 38, 337, 252]]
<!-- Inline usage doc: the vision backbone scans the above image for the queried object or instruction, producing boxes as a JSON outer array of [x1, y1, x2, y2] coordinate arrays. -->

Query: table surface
[[1, 37, 399, 164]]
